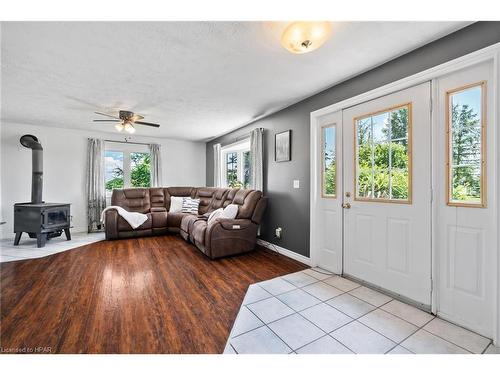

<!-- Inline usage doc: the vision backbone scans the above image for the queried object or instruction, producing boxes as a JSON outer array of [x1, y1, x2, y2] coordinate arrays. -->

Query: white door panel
[[312, 110, 343, 273], [342, 82, 432, 306], [435, 62, 495, 337]]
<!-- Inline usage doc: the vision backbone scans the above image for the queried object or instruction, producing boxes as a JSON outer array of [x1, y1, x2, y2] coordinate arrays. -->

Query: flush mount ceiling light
[[281, 21, 332, 54]]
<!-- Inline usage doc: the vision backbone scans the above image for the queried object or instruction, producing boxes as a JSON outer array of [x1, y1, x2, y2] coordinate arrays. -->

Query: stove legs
[[64, 228, 71, 241], [14, 232, 22, 246], [13, 229, 69, 247], [36, 233, 46, 248]]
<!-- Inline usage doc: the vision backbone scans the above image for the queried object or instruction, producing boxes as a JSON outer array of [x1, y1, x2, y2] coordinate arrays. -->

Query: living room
[[1, 1, 500, 373]]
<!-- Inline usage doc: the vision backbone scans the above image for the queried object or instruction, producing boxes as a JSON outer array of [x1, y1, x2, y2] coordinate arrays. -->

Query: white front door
[[342, 82, 432, 306]]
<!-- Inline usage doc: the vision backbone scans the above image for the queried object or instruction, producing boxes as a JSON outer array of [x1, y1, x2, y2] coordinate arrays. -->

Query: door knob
[[342, 203, 351, 209]]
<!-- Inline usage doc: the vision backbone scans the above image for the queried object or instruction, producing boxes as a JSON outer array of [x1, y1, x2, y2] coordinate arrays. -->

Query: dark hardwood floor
[[0, 235, 306, 353]]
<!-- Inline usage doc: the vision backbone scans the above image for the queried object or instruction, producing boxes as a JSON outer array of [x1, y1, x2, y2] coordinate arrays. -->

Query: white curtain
[[250, 128, 264, 191], [149, 143, 162, 187], [213, 143, 222, 187], [86, 138, 106, 232]]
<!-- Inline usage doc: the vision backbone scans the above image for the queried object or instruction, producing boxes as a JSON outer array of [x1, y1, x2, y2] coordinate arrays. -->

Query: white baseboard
[[256, 239, 311, 266]]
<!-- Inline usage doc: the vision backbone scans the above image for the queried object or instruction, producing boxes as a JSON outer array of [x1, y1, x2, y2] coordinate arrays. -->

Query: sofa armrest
[[104, 209, 120, 239], [206, 219, 258, 258], [211, 218, 253, 230]]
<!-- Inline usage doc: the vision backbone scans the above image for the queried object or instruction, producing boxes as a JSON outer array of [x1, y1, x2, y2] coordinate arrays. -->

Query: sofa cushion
[[207, 208, 223, 226], [151, 211, 168, 228], [167, 186, 194, 197], [180, 214, 200, 234], [222, 204, 238, 220], [149, 188, 166, 210], [207, 188, 229, 212], [194, 187, 219, 214], [181, 197, 200, 214], [223, 188, 239, 208], [169, 196, 183, 213], [111, 188, 151, 213], [191, 220, 208, 245], [165, 187, 195, 211], [118, 213, 152, 231], [167, 212, 189, 228], [234, 190, 262, 219]]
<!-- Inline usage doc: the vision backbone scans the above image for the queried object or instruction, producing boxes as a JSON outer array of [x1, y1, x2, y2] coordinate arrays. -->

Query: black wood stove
[[13, 135, 71, 248]]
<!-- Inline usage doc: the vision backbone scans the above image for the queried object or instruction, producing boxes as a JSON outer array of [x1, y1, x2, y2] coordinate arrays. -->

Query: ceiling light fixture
[[115, 123, 125, 132], [124, 122, 136, 134], [281, 21, 332, 54]]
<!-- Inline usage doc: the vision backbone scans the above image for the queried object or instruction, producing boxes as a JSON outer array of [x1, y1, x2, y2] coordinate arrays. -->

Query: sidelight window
[[355, 104, 412, 203], [321, 125, 337, 197], [446, 82, 486, 207]]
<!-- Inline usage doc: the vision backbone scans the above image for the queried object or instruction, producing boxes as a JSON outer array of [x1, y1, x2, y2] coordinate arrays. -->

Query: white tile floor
[[224, 268, 498, 354], [0, 232, 104, 262]]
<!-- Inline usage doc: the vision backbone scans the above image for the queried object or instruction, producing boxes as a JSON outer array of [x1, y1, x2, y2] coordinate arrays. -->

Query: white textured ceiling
[[1, 22, 468, 141]]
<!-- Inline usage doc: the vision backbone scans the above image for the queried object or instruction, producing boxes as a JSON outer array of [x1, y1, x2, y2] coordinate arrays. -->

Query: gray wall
[[206, 22, 500, 257]]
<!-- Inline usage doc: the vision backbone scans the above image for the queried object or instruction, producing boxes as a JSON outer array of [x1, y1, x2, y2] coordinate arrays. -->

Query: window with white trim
[[104, 142, 151, 204], [221, 139, 251, 188]]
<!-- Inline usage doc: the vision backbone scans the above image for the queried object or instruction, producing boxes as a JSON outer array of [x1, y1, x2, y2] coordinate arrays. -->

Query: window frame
[[445, 81, 487, 208], [353, 102, 413, 204], [104, 142, 151, 203], [220, 139, 251, 188], [321, 123, 337, 198]]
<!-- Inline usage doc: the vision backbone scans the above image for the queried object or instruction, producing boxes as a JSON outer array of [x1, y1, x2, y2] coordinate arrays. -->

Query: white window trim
[[221, 138, 250, 188]]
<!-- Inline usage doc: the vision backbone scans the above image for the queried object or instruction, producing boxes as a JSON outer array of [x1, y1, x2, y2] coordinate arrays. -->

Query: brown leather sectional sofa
[[104, 187, 267, 259]]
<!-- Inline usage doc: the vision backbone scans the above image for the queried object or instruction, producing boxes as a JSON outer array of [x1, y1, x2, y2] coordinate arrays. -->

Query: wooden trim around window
[[445, 81, 487, 208], [321, 124, 337, 199], [353, 102, 413, 204]]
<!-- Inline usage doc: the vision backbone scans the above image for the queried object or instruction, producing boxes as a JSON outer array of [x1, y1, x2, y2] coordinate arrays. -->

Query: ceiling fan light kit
[[124, 122, 136, 134], [281, 21, 332, 54], [94, 110, 160, 133]]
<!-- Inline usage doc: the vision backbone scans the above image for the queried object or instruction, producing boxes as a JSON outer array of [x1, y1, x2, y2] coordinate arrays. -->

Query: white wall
[[0, 123, 206, 239]]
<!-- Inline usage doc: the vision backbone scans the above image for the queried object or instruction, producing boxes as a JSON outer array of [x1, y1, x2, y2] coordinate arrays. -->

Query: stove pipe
[[20, 134, 43, 204]]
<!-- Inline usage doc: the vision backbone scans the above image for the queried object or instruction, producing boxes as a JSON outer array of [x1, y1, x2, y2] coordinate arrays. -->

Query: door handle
[[342, 203, 351, 209]]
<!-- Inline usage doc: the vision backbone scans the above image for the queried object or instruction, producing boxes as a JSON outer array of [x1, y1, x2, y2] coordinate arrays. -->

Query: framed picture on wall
[[275, 130, 291, 162]]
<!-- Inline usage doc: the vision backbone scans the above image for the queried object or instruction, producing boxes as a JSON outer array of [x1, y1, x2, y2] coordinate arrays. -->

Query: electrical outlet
[[293, 180, 300, 189], [275, 227, 282, 239]]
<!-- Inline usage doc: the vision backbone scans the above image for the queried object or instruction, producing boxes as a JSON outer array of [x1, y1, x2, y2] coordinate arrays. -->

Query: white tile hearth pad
[[0, 232, 104, 263], [224, 267, 495, 354]]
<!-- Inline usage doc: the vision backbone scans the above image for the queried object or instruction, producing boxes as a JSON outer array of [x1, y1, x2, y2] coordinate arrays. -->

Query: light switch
[[293, 180, 300, 189]]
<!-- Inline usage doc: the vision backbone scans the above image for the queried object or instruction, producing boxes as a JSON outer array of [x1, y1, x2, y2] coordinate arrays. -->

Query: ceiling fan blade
[[94, 111, 120, 119], [131, 114, 145, 122], [134, 121, 160, 128], [93, 119, 121, 122]]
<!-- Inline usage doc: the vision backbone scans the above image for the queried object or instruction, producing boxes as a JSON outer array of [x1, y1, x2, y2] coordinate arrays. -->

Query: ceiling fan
[[93, 110, 160, 134]]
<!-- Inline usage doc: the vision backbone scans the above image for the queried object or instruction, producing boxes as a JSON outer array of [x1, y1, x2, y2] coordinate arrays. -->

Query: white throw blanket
[[101, 206, 148, 229]]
